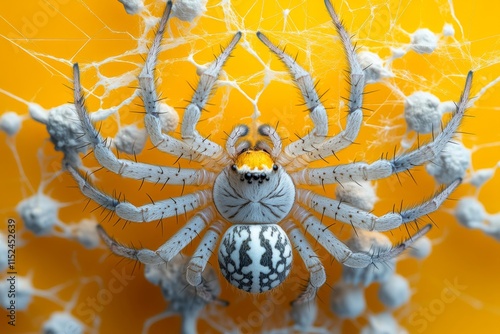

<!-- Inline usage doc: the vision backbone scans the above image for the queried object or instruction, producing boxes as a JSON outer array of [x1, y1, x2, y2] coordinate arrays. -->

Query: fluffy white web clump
[[118, 0, 145, 15], [426, 140, 471, 185], [171, 0, 207, 21], [410, 28, 438, 54], [452, 152, 500, 240], [17, 192, 60, 236], [0, 276, 35, 311], [43, 312, 84, 334], [0, 111, 23, 136], [112, 124, 148, 155]]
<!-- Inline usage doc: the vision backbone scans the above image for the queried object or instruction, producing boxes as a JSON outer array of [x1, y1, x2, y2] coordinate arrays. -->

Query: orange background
[[1, 0, 500, 333]]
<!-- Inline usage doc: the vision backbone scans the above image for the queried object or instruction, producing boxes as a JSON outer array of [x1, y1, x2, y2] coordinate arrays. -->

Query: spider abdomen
[[218, 224, 292, 293]]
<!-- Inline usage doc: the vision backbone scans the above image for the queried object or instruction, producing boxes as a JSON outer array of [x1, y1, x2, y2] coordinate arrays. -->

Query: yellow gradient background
[[1, 0, 500, 333]]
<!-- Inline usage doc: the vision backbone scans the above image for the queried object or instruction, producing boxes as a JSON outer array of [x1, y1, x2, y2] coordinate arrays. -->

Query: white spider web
[[1, 0, 500, 333]]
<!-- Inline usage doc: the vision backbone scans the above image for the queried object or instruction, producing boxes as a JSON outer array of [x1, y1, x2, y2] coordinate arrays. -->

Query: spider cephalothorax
[[65, 0, 472, 305], [214, 148, 295, 225]]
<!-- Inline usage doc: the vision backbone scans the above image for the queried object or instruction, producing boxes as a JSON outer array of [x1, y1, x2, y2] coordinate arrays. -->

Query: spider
[[66, 0, 472, 304]]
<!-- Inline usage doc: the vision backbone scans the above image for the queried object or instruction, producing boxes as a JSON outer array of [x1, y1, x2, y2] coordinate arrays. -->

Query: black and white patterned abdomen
[[218, 225, 292, 293]]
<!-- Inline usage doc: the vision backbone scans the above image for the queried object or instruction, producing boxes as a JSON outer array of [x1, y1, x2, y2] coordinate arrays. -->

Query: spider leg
[[266, 1, 365, 170], [98, 208, 222, 303], [186, 220, 225, 286], [154, 207, 215, 262], [68, 165, 211, 222], [67, 164, 118, 210], [225, 125, 249, 158], [71, 64, 216, 186], [292, 205, 430, 267], [257, 32, 328, 167], [291, 71, 473, 186], [136, 2, 216, 166], [97, 224, 147, 261], [282, 220, 326, 305], [181, 33, 242, 167], [96, 207, 215, 264], [257, 124, 282, 159], [298, 0, 365, 166], [296, 180, 459, 231]]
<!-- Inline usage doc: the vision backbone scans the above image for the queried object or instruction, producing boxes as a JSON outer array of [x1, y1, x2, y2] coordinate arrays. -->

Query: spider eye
[[232, 149, 278, 183]]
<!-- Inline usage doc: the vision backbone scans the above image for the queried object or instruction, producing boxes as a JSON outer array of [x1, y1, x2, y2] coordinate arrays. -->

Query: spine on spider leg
[[392, 71, 473, 172]]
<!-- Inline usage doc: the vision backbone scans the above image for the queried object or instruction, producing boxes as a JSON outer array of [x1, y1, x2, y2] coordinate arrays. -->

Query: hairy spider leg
[[286, 204, 430, 304], [137, 2, 210, 162], [291, 71, 473, 186], [256, 32, 329, 167], [295, 0, 366, 167], [68, 163, 212, 222], [70, 64, 216, 187], [181, 33, 242, 167], [97, 210, 221, 303], [282, 219, 326, 305], [138, 1, 242, 169], [296, 179, 460, 231]]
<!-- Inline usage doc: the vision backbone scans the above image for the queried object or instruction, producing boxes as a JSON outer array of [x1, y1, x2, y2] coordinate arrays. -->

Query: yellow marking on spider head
[[234, 150, 275, 173]]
